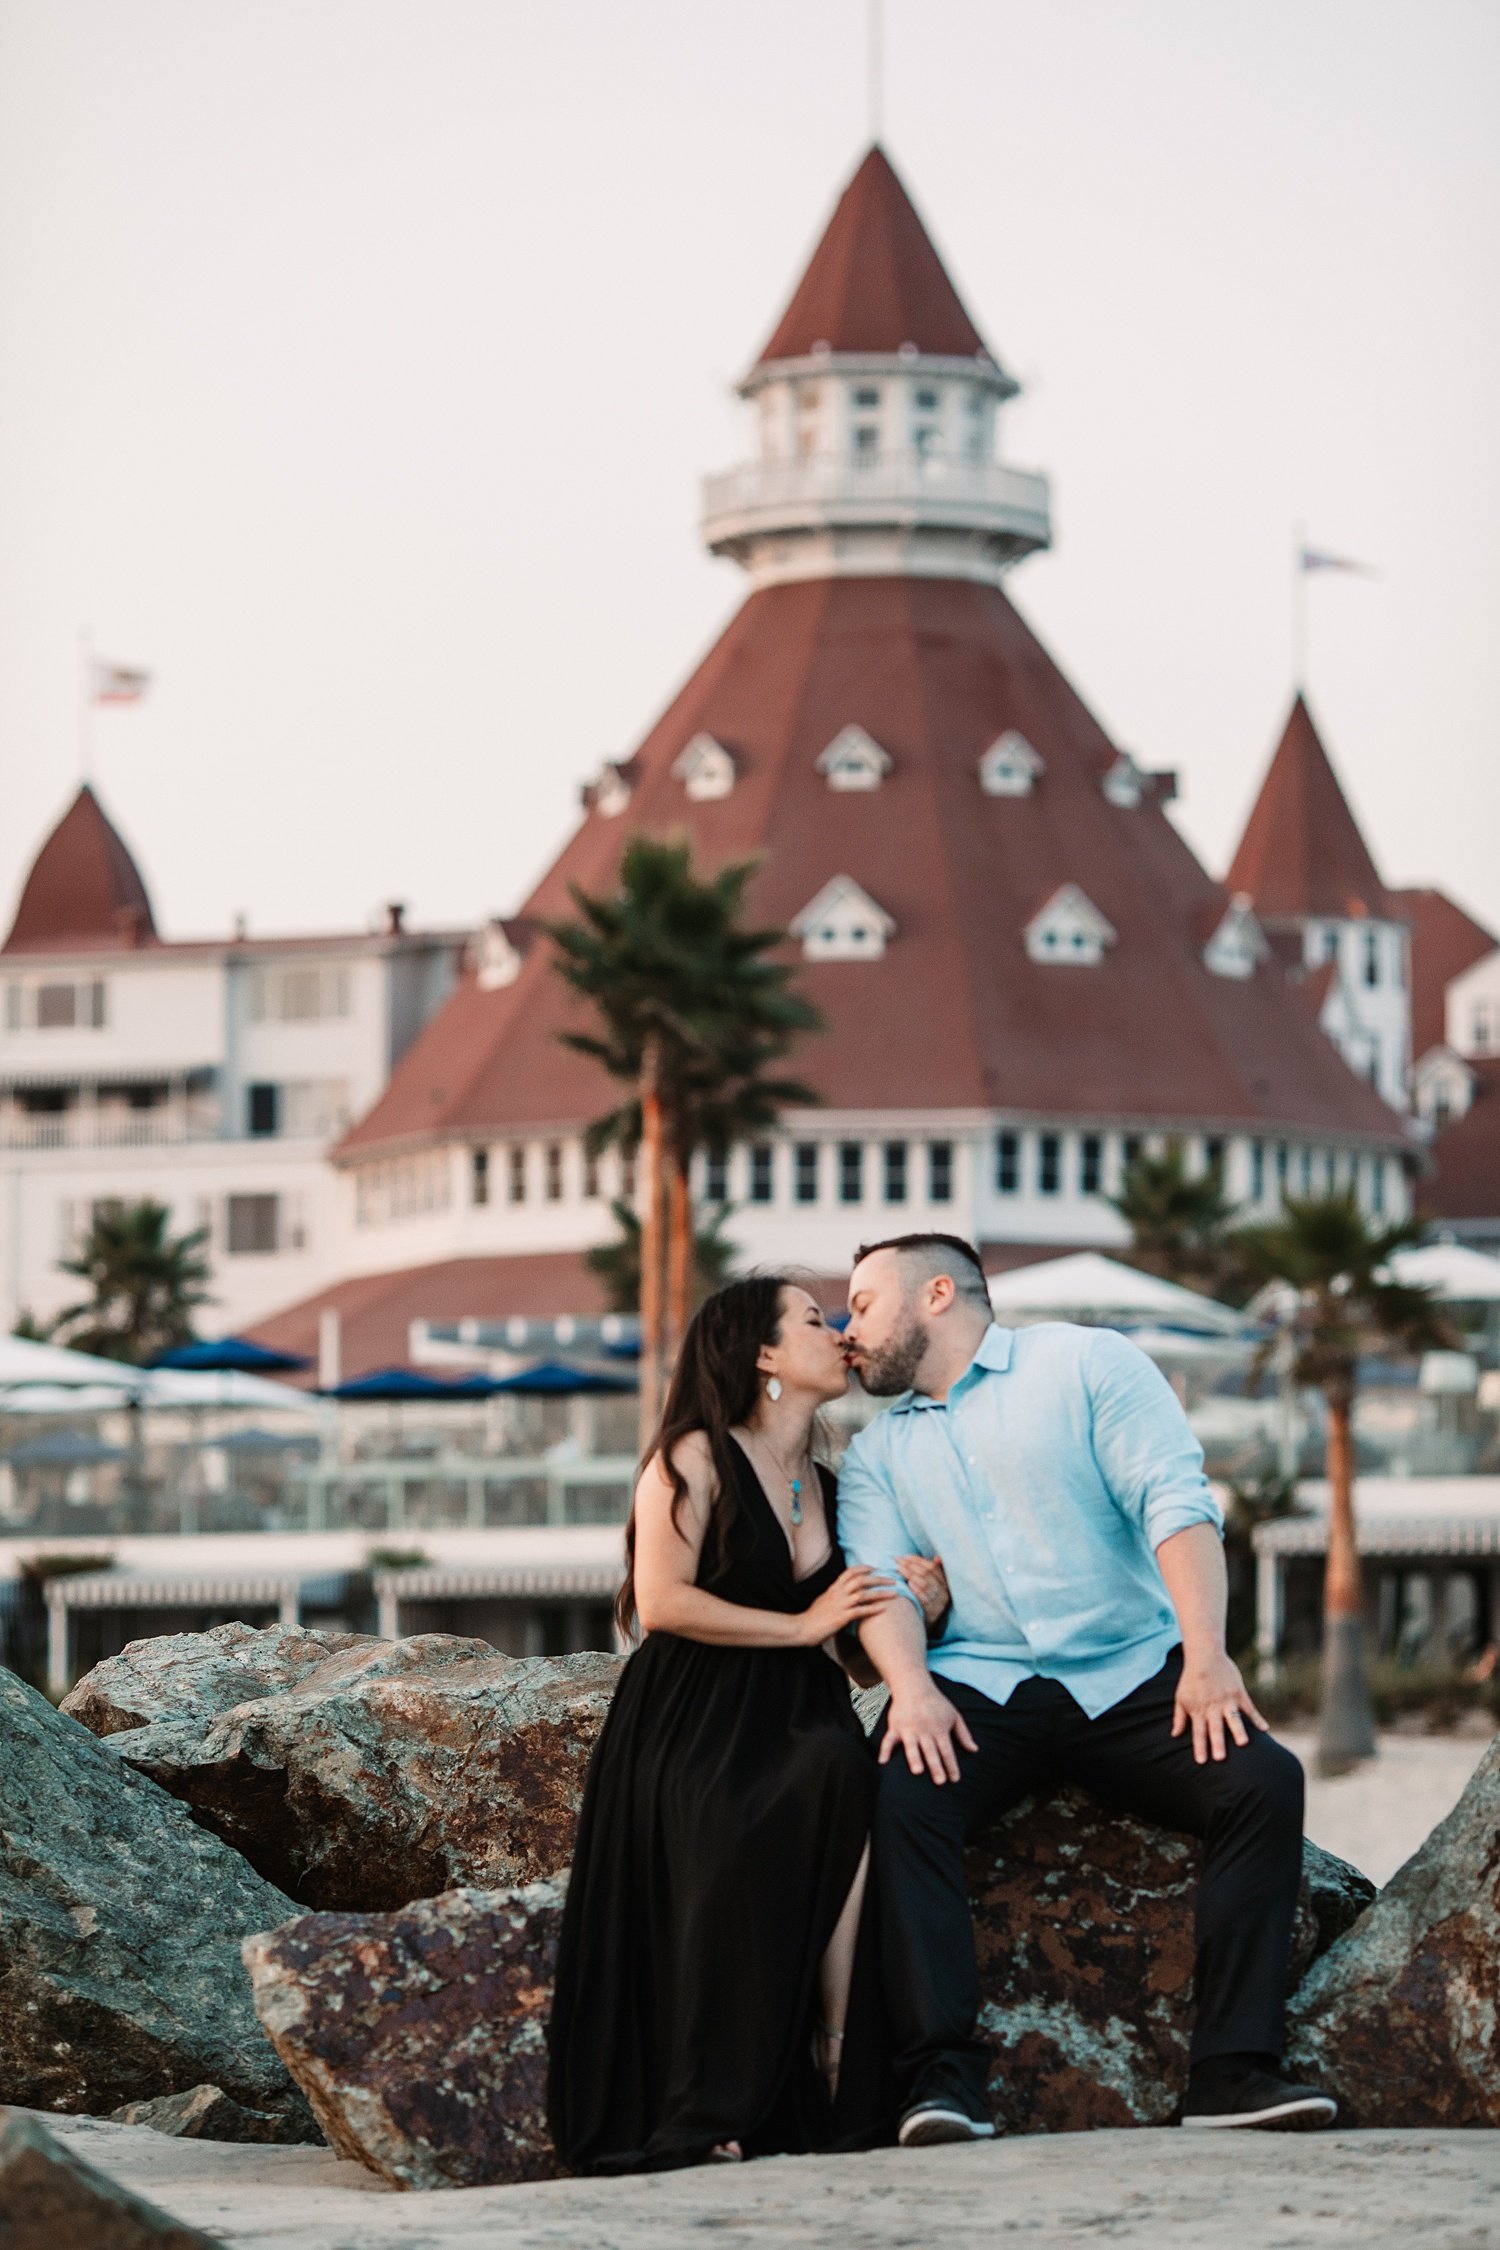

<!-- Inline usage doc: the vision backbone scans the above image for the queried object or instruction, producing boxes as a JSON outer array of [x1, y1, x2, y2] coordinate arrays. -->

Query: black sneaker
[[897, 2100, 997, 2148], [1182, 2064, 1337, 2132]]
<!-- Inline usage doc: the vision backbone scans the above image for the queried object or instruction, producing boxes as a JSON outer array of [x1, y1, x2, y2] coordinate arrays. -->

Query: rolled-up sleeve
[[835, 1425, 924, 1611], [1085, 1330, 1222, 1551]]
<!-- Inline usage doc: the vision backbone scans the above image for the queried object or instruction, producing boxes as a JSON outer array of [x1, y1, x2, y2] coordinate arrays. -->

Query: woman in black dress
[[547, 1274, 947, 2172]]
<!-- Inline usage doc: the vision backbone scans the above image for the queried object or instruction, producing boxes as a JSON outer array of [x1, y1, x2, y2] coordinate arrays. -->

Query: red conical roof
[[1226, 695, 1390, 922], [341, 580, 1400, 1161], [758, 145, 991, 364], [3, 784, 158, 954]]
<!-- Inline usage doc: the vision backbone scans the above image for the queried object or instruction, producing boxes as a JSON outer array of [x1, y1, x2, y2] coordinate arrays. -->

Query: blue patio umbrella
[[323, 1367, 501, 1402], [488, 1359, 637, 1396], [152, 1336, 311, 1374], [6, 1428, 126, 1469]]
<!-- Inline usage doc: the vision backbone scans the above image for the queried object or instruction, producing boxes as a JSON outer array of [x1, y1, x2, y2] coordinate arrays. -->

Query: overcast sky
[[1, 0, 1497, 945]]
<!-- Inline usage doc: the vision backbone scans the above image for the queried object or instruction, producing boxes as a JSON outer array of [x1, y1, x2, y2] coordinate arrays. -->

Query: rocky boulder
[[1287, 1733, 1500, 2125], [68, 1629, 623, 1912], [109, 2084, 307, 2145], [0, 2110, 225, 2250], [244, 1878, 563, 2190], [61, 1619, 376, 1737], [968, 1787, 1374, 2132], [0, 1671, 313, 2134]]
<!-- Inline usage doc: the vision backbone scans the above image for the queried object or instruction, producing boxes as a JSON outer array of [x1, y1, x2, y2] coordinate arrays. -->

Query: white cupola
[[700, 148, 1050, 592], [979, 731, 1044, 797], [816, 726, 892, 792], [791, 875, 896, 961], [672, 733, 737, 801], [1024, 884, 1117, 966]]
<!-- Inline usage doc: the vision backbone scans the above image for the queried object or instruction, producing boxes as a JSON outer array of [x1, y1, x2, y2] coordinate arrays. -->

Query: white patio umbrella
[[1384, 1243, 1500, 1303], [0, 1335, 145, 1397], [986, 1251, 1246, 1336]]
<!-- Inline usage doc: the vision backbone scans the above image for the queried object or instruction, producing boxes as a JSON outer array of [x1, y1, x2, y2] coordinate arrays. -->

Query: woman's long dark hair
[[615, 1272, 795, 1640]]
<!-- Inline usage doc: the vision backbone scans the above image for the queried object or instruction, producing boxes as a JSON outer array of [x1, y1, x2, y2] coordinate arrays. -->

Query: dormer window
[[476, 920, 523, 991], [1024, 884, 1117, 966], [672, 733, 736, 802], [791, 876, 895, 962], [1102, 752, 1144, 808], [816, 725, 892, 793], [1203, 895, 1266, 981], [592, 763, 632, 819], [978, 731, 1044, 798]]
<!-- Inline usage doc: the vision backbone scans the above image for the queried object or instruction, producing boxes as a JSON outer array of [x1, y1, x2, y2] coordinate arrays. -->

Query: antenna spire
[[867, 0, 884, 142]]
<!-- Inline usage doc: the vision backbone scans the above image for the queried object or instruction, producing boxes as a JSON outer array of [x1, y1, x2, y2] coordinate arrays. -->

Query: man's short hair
[[852, 1231, 992, 1312]]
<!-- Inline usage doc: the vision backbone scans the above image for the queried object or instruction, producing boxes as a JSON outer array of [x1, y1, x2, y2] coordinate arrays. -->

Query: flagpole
[[1290, 522, 1307, 690], [79, 626, 93, 784], [867, 0, 884, 141]]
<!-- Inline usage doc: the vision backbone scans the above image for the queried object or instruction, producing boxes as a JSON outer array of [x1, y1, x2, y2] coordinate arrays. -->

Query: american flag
[[91, 658, 151, 705], [1298, 548, 1376, 577]]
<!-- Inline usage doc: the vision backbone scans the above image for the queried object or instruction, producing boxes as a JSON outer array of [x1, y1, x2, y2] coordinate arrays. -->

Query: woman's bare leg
[[816, 1839, 871, 2102]]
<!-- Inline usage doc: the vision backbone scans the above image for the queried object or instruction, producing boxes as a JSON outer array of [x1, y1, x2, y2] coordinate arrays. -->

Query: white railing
[[0, 1109, 220, 1151], [701, 449, 1051, 538]]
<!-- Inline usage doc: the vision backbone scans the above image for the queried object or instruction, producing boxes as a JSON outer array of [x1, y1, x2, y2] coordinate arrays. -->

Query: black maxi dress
[[546, 1444, 889, 2172]]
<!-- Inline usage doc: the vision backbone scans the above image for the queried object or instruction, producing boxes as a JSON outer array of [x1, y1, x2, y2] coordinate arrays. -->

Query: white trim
[[1023, 885, 1117, 966], [815, 725, 892, 793], [790, 876, 896, 962]]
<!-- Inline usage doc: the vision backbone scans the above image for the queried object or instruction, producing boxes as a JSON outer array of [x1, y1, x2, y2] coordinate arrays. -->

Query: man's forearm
[[858, 1591, 931, 1691], [1156, 1521, 1229, 1658]]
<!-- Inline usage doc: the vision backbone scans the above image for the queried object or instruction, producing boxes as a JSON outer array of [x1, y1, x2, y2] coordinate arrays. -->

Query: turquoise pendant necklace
[[789, 1475, 803, 1529]]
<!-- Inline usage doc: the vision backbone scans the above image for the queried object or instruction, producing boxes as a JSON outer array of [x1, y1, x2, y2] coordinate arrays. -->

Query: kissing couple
[[547, 1232, 1337, 2170]]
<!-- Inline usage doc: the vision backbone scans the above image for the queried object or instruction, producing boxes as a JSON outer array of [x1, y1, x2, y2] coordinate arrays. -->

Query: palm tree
[[1111, 1141, 1246, 1301], [547, 837, 821, 1445], [585, 1198, 737, 1316], [1235, 1193, 1452, 1774], [52, 1199, 211, 1365]]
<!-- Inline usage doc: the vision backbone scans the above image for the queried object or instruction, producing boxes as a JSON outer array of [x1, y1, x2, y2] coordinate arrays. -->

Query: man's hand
[[1171, 1650, 1269, 1764], [879, 1677, 978, 1784]]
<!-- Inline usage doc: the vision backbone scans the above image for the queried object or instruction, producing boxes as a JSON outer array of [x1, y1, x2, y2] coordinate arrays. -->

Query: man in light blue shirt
[[839, 1232, 1334, 2144]]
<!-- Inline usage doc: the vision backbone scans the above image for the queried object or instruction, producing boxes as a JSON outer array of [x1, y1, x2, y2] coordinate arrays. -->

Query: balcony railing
[[701, 448, 1051, 551], [0, 1107, 221, 1151]]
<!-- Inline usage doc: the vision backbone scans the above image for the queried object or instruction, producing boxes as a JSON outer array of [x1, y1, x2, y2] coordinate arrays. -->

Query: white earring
[[766, 1376, 783, 1401]]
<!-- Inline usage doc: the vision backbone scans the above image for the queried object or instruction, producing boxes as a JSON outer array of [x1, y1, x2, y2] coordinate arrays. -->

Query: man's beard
[[856, 1314, 929, 1397]]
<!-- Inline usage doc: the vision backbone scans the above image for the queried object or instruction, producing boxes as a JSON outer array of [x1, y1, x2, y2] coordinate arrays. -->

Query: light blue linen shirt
[[837, 1321, 1223, 1719]]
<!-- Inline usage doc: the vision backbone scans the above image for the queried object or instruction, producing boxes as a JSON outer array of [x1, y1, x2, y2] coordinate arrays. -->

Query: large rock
[[243, 1810, 1372, 2189], [244, 1878, 563, 2190], [1286, 1734, 1500, 2125], [0, 2106, 226, 2249], [62, 1619, 374, 1737], [109, 2083, 306, 2145], [69, 1628, 623, 1911], [969, 1786, 1373, 2132], [0, 1670, 312, 2134]]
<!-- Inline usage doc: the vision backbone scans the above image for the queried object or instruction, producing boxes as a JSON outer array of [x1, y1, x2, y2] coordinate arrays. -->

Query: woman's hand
[[897, 1553, 950, 1629], [797, 1566, 902, 1647]]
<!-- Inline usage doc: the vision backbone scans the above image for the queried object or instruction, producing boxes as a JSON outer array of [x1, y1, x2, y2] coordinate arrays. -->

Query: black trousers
[[873, 1649, 1305, 2115]]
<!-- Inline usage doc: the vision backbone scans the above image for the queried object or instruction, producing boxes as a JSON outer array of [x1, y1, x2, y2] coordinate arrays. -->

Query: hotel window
[[852, 425, 879, 455], [705, 1149, 729, 1204], [620, 1148, 637, 1200], [852, 385, 881, 408], [249, 964, 351, 1023], [246, 1083, 279, 1138], [1038, 1132, 1062, 1195], [913, 386, 940, 411], [1299, 1146, 1313, 1192], [1250, 1140, 1265, 1201], [544, 1143, 564, 1201], [928, 1141, 953, 1204], [471, 1148, 489, 1206], [1122, 1134, 1142, 1172], [883, 1140, 908, 1204], [794, 1143, 819, 1204], [226, 1193, 279, 1256], [1080, 1134, 1103, 1195], [582, 1145, 600, 1199], [749, 1144, 774, 1203], [1205, 1138, 1225, 1176], [995, 1130, 1021, 1194], [1364, 929, 1381, 987], [507, 1145, 527, 1204], [838, 1141, 864, 1204], [1371, 1156, 1386, 1215]]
